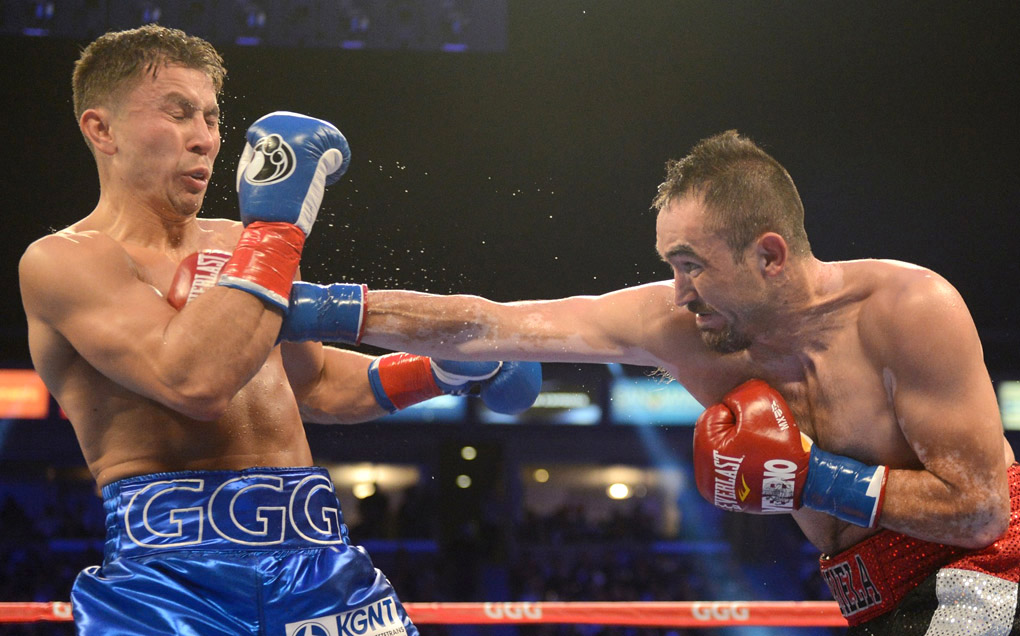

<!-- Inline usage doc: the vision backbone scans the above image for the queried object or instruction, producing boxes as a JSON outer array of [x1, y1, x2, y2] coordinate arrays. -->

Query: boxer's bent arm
[[281, 341, 388, 424], [20, 232, 282, 420], [361, 281, 680, 367], [866, 274, 1010, 548]]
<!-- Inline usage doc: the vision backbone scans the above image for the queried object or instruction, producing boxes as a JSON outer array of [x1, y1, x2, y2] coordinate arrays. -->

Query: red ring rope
[[0, 601, 847, 627]]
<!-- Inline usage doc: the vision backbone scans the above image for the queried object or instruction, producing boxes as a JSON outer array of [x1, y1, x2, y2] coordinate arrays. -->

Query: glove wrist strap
[[367, 353, 443, 413], [277, 282, 367, 344], [218, 222, 305, 312], [803, 447, 889, 528]]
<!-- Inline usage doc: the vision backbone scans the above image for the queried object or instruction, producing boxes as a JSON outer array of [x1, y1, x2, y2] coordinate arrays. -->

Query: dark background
[[3, 1, 1019, 375], [0, 3, 1018, 630]]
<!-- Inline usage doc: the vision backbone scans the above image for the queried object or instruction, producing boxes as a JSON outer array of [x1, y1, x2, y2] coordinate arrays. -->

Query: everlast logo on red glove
[[770, 399, 790, 431], [693, 379, 811, 515], [167, 249, 232, 310], [711, 452, 746, 511]]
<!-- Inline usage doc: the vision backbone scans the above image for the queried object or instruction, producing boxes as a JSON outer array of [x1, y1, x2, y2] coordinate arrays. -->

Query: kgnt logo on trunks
[[288, 623, 333, 636], [244, 134, 296, 185], [285, 598, 408, 636]]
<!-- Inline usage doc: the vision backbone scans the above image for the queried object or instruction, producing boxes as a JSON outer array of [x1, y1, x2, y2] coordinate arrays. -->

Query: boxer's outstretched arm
[[865, 273, 1011, 548], [20, 231, 283, 421], [359, 281, 681, 367]]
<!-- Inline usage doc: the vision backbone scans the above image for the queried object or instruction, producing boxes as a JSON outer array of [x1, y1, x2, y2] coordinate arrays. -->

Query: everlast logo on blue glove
[[245, 134, 296, 184]]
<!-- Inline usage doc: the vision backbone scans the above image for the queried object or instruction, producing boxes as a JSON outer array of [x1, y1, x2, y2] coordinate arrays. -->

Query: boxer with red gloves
[[329, 130, 1017, 631], [693, 379, 888, 528]]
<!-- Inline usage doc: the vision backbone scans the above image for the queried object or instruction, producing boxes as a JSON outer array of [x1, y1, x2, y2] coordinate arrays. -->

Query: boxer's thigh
[[262, 544, 419, 636], [72, 554, 259, 635]]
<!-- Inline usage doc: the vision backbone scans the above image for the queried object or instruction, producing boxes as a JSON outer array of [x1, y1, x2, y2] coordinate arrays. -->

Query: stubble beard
[[700, 323, 753, 354], [688, 300, 754, 354]]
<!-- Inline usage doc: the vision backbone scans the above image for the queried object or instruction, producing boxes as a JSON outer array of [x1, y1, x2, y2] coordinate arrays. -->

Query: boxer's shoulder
[[851, 260, 974, 364], [19, 226, 166, 327], [853, 261, 960, 318], [21, 227, 130, 286]]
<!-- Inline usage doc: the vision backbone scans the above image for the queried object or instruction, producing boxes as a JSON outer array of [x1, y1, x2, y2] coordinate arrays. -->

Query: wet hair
[[652, 130, 811, 258], [72, 24, 226, 124]]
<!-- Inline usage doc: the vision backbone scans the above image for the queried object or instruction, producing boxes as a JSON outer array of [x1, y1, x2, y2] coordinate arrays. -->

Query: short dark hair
[[72, 24, 226, 123], [652, 130, 811, 257]]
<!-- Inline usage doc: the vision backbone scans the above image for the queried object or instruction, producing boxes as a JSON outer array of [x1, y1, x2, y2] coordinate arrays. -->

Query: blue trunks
[[71, 466, 419, 636]]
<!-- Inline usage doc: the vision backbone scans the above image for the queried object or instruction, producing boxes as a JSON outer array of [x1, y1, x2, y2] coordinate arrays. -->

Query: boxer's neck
[[745, 258, 852, 358], [75, 199, 203, 252]]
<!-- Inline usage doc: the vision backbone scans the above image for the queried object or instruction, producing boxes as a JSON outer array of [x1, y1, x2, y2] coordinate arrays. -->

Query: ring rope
[[0, 601, 847, 627]]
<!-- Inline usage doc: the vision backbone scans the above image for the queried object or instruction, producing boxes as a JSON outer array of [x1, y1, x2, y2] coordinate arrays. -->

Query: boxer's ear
[[81, 107, 115, 155], [756, 232, 788, 277]]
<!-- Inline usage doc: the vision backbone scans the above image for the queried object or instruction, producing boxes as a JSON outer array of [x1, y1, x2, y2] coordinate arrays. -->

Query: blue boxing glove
[[367, 354, 542, 415], [235, 111, 350, 234], [217, 112, 351, 311]]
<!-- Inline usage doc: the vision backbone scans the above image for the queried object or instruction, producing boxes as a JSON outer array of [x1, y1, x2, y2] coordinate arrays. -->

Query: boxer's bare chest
[[673, 322, 919, 552], [760, 355, 912, 467], [677, 320, 916, 468]]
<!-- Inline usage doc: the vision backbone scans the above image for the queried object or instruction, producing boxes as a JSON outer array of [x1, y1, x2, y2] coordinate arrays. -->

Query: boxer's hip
[[820, 463, 1020, 630], [99, 465, 349, 560]]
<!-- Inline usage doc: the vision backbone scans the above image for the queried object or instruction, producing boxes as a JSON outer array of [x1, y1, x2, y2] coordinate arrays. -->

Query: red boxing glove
[[167, 250, 232, 309], [217, 221, 306, 312], [693, 379, 812, 514]]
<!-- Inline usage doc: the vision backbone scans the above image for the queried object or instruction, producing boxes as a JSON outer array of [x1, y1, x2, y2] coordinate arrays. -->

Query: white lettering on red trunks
[[821, 554, 882, 617]]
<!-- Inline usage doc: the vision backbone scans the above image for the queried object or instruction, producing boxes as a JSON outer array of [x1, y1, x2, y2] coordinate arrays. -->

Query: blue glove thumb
[[479, 361, 543, 415]]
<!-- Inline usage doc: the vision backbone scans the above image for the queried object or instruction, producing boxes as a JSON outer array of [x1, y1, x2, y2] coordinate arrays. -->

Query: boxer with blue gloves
[[21, 25, 543, 636]]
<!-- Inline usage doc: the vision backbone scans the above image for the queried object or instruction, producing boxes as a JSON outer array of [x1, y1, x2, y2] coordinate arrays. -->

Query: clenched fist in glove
[[693, 379, 888, 528], [218, 112, 351, 312], [368, 355, 543, 416]]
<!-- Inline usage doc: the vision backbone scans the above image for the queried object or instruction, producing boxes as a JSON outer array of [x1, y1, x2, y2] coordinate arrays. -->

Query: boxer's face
[[656, 193, 769, 353], [107, 64, 221, 218]]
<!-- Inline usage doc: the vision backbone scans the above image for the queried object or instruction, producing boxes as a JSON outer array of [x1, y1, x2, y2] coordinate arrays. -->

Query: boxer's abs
[[51, 350, 313, 487]]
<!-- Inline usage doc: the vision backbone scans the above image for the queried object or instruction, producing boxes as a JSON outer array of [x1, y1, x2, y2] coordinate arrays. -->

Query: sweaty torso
[[657, 261, 944, 554], [28, 219, 312, 488]]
